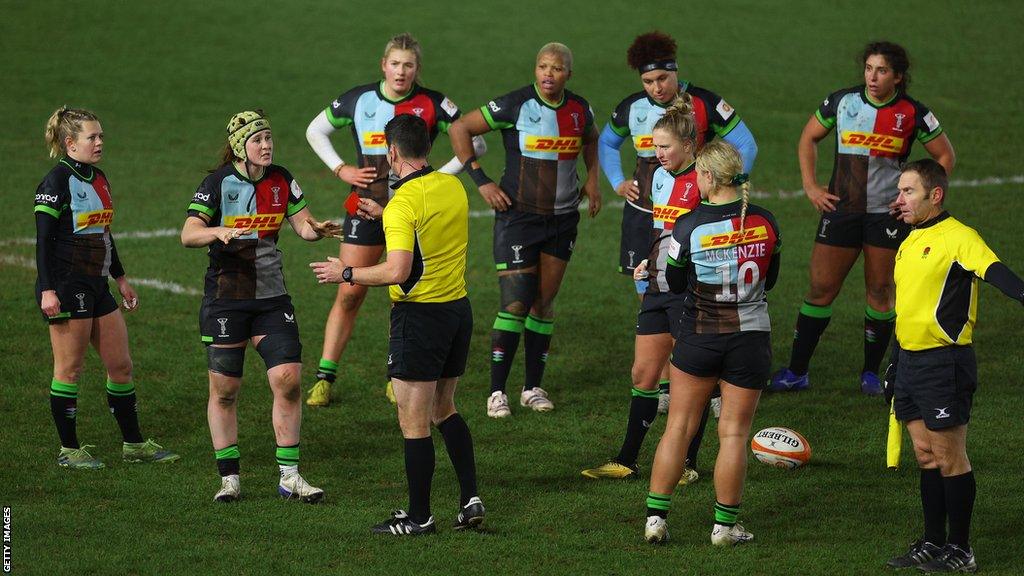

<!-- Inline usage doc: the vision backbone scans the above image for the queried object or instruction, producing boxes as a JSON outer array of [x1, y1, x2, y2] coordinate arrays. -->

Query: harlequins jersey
[[608, 82, 741, 212], [815, 86, 943, 214], [187, 164, 308, 300], [481, 84, 594, 215], [646, 163, 700, 293], [326, 82, 461, 205], [667, 200, 781, 334], [34, 158, 120, 283]]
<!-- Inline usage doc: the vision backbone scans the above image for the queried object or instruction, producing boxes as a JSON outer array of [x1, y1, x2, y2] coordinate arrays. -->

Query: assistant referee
[[885, 159, 1024, 572], [311, 114, 483, 536]]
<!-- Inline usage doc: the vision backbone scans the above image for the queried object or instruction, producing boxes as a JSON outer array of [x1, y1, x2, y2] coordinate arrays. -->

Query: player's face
[[640, 69, 679, 104], [895, 171, 940, 225], [67, 121, 104, 164], [381, 49, 419, 97], [652, 128, 693, 172], [245, 129, 273, 167], [864, 54, 902, 102], [535, 53, 570, 101]]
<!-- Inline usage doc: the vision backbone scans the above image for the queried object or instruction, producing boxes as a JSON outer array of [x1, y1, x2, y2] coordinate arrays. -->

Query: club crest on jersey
[[75, 292, 87, 311], [699, 226, 769, 249], [412, 107, 424, 117], [349, 220, 360, 238], [893, 113, 907, 131], [75, 209, 114, 231], [271, 186, 281, 206], [217, 317, 229, 336], [511, 244, 524, 263], [571, 112, 581, 131], [840, 131, 904, 153], [362, 132, 387, 147], [524, 136, 582, 153], [224, 213, 284, 231], [922, 246, 931, 258]]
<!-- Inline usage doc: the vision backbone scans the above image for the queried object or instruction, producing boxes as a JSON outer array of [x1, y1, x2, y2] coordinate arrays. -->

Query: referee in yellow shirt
[[311, 114, 483, 536], [885, 159, 1024, 572]]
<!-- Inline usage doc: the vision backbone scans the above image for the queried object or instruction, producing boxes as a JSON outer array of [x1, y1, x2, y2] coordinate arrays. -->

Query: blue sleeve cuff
[[599, 124, 628, 190], [723, 120, 758, 173]]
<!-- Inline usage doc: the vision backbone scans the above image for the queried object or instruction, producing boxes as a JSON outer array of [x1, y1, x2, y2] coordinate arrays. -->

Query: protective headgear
[[227, 110, 270, 161]]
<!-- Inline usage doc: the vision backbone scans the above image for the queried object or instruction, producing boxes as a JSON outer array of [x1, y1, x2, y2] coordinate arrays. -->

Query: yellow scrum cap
[[227, 110, 270, 161]]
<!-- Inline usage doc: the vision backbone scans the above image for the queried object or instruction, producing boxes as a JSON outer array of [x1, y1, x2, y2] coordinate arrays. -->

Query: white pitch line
[[0, 254, 201, 296]]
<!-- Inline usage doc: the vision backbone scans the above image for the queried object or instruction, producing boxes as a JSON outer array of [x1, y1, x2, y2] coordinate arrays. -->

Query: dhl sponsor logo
[[362, 132, 387, 147], [524, 136, 582, 153], [633, 135, 654, 151], [699, 226, 769, 249], [840, 131, 904, 153], [653, 205, 690, 222], [75, 209, 113, 230], [225, 213, 285, 231]]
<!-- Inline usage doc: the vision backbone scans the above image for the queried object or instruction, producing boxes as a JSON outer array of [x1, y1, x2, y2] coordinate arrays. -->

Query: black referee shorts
[[388, 297, 473, 382], [894, 345, 977, 430]]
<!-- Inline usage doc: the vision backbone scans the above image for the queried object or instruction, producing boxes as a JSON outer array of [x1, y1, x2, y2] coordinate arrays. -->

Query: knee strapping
[[498, 272, 538, 317], [256, 333, 302, 370], [207, 346, 245, 377]]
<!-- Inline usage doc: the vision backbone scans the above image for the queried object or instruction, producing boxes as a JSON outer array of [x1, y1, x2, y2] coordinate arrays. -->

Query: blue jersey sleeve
[[723, 120, 758, 173], [599, 123, 628, 190]]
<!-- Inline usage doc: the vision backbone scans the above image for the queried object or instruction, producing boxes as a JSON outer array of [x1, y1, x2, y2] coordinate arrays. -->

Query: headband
[[639, 60, 678, 74]]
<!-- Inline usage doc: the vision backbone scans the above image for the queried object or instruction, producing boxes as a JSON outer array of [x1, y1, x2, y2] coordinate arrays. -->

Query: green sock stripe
[[50, 379, 78, 397], [524, 315, 554, 335], [865, 306, 896, 321], [714, 502, 741, 524], [215, 445, 240, 460], [318, 358, 339, 373], [631, 386, 661, 399], [105, 380, 136, 396], [646, 492, 672, 511], [276, 445, 300, 465], [493, 313, 526, 333], [799, 301, 833, 318]]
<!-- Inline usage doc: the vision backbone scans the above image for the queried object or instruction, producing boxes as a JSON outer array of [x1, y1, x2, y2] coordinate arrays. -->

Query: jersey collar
[[378, 81, 419, 104], [648, 81, 689, 108], [391, 165, 434, 190], [914, 210, 950, 229], [60, 157, 95, 182], [532, 84, 565, 109], [860, 86, 900, 108], [670, 160, 696, 177]]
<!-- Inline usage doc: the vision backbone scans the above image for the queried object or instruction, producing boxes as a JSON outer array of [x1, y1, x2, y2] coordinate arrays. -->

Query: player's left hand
[[356, 198, 383, 220], [585, 185, 602, 218], [307, 218, 344, 240], [116, 277, 139, 312], [310, 256, 345, 284]]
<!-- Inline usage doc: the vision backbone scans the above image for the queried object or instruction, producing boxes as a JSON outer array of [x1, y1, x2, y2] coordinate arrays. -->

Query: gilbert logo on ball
[[751, 427, 811, 469]]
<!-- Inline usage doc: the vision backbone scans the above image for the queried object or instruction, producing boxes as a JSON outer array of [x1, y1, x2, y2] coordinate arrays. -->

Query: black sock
[[490, 317, 523, 394], [215, 445, 240, 476], [404, 436, 435, 524], [438, 413, 478, 507], [788, 302, 832, 375], [49, 379, 79, 449], [106, 380, 143, 443], [943, 471, 976, 549], [920, 468, 947, 545], [615, 388, 659, 467], [863, 308, 896, 375], [685, 400, 712, 469], [523, 316, 553, 391]]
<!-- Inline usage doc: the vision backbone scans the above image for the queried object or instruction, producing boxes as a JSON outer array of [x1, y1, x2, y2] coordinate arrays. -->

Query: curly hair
[[626, 31, 677, 71], [861, 41, 911, 92]]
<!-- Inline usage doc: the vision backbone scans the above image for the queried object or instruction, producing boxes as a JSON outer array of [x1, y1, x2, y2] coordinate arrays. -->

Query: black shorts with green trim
[[36, 274, 118, 323], [671, 331, 772, 390], [343, 213, 385, 246], [200, 294, 299, 346], [493, 209, 579, 271], [388, 297, 473, 381], [636, 291, 686, 337], [814, 211, 910, 250], [620, 202, 654, 275], [894, 345, 976, 430]]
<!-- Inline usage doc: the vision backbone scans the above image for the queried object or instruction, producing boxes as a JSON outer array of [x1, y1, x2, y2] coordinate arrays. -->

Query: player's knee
[[630, 364, 659, 390], [805, 283, 839, 304], [208, 346, 245, 378], [215, 390, 239, 408], [106, 357, 133, 382], [499, 273, 538, 316], [530, 300, 554, 319], [55, 363, 85, 384], [256, 333, 302, 372], [865, 284, 894, 307], [337, 289, 366, 312], [911, 441, 935, 467]]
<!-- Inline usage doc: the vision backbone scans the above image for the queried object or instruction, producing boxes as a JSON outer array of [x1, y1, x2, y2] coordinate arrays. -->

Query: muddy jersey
[[187, 164, 308, 300], [325, 82, 461, 206], [647, 163, 700, 293], [667, 200, 781, 333], [34, 158, 120, 285], [815, 86, 943, 214], [481, 84, 594, 215], [608, 82, 741, 212]]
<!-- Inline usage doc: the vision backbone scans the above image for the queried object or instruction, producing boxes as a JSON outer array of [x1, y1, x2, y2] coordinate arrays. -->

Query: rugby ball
[[750, 427, 811, 469]]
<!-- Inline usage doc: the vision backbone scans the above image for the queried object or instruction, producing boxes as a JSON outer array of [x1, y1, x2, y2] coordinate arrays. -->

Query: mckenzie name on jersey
[[326, 82, 460, 206], [482, 84, 594, 215], [188, 164, 308, 300], [667, 201, 781, 333], [608, 82, 740, 211], [34, 158, 116, 277], [816, 86, 943, 214], [646, 163, 700, 293]]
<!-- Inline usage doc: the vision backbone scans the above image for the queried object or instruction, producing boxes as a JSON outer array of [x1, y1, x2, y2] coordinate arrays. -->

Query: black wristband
[[342, 266, 354, 285], [464, 155, 493, 187]]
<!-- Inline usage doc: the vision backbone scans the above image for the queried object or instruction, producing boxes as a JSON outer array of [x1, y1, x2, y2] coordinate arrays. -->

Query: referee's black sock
[[788, 302, 832, 375], [943, 471, 975, 549], [862, 307, 896, 375], [490, 313, 524, 394], [438, 413, 478, 507], [404, 436, 435, 525], [49, 379, 79, 449], [685, 399, 712, 470], [106, 379, 143, 444], [615, 387, 659, 467], [523, 315, 553, 391], [920, 467, 947, 545]]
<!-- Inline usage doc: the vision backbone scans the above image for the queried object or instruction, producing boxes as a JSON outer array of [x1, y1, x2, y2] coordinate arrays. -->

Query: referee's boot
[[917, 544, 977, 573], [886, 539, 944, 569], [371, 510, 437, 536], [452, 497, 486, 531]]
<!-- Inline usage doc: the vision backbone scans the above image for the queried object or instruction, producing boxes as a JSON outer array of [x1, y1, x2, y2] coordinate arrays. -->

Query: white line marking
[[0, 254, 201, 296]]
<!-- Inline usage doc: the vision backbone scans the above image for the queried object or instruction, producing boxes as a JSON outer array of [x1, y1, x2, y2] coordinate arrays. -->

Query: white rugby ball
[[750, 427, 811, 469]]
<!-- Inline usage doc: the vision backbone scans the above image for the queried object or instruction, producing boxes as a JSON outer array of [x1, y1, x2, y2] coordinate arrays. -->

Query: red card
[[344, 191, 360, 216]]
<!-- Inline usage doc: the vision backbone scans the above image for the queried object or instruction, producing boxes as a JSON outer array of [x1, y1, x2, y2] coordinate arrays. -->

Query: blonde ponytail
[[44, 106, 98, 158], [695, 140, 749, 227]]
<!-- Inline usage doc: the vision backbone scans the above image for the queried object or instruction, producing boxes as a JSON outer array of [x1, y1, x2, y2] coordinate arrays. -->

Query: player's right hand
[[633, 259, 649, 281], [616, 180, 641, 202], [336, 165, 377, 187], [479, 182, 511, 212], [217, 227, 253, 244], [40, 290, 61, 318], [804, 183, 839, 213]]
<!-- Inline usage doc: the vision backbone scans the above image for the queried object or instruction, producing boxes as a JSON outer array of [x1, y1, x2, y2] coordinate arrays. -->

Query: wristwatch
[[341, 266, 354, 285]]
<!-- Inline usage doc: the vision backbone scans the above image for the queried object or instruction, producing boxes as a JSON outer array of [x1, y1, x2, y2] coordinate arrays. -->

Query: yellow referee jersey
[[894, 212, 999, 351], [382, 167, 468, 303]]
